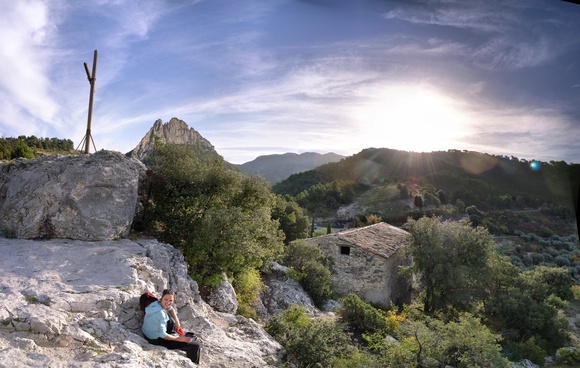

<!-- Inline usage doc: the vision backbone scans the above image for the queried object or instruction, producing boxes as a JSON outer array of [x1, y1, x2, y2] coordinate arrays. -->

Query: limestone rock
[[0, 150, 145, 241], [0, 238, 282, 367], [259, 262, 318, 319], [207, 275, 239, 314], [513, 359, 540, 368], [127, 118, 216, 162]]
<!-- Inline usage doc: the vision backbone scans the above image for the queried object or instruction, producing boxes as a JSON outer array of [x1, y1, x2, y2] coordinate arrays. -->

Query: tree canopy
[[140, 143, 284, 284], [405, 216, 494, 315]]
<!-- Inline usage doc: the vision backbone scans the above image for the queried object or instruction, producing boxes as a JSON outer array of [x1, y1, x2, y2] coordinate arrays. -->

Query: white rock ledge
[[0, 238, 282, 368]]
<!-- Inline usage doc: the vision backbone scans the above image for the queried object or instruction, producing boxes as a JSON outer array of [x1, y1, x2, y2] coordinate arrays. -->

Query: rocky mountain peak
[[128, 118, 216, 162]]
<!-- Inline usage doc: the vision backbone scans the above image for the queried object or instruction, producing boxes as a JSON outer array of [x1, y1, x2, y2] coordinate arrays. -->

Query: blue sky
[[1, 0, 579, 164]]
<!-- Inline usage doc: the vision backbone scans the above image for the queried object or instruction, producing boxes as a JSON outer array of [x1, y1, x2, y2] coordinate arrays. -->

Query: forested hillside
[[274, 148, 579, 231], [0, 135, 74, 159]]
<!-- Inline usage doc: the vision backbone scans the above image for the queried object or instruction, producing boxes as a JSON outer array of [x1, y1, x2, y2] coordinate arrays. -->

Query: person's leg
[[155, 338, 201, 364], [166, 319, 175, 334], [186, 341, 201, 364]]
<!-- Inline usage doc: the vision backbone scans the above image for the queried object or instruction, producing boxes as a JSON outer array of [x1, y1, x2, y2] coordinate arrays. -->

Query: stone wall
[[308, 236, 411, 307]]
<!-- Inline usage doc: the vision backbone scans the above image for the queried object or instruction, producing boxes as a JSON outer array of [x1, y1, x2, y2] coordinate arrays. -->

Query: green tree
[[271, 194, 309, 244], [141, 143, 284, 284], [405, 217, 494, 315], [283, 240, 334, 308], [483, 255, 572, 357], [365, 314, 509, 368], [11, 140, 34, 159]]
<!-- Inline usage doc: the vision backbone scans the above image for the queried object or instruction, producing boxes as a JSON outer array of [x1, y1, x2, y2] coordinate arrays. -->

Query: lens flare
[[530, 161, 541, 171]]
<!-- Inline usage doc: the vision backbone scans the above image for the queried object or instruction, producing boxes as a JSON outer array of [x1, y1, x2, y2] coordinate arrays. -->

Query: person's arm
[[168, 307, 181, 330]]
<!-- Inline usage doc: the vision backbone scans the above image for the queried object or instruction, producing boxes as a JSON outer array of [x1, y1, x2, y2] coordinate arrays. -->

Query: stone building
[[305, 222, 411, 307]]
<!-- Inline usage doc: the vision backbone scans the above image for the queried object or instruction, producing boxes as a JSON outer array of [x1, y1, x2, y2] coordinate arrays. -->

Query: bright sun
[[353, 85, 470, 153]]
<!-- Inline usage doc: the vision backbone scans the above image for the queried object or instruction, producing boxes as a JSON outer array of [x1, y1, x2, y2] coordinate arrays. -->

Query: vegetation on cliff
[[0, 135, 74, 159], [137, 142, 286, 286]]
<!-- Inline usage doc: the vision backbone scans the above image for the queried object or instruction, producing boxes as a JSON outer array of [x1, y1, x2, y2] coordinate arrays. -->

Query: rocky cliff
[[127, 118, 216, 162], [0, 237, 282, 367]]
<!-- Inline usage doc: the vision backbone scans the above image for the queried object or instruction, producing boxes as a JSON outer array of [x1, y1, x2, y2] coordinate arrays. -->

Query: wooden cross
[[80, 49, 98, 154]]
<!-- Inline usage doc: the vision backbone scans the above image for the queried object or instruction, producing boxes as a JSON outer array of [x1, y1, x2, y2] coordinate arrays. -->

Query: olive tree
[[405, 216, 494, 315]]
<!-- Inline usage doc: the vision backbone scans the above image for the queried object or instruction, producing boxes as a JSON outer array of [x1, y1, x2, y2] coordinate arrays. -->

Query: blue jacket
[[142, 301, 170, 340]]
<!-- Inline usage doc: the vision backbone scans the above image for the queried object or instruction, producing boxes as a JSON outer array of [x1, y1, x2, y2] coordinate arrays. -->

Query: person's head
[[160, 289, 175, 310]]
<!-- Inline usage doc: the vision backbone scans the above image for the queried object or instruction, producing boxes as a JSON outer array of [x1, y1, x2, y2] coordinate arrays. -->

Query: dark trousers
[[148, 336, 201, 364], [145, 319, 201, 364]]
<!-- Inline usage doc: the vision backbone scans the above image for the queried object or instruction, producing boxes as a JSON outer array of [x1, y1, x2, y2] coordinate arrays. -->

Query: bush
[[556, 255, 571, 267], [283, 240, 334, 308], [556, 347, 580, 365], [546, 294, 567, 309], [538, 226, 554, 238], [265, 305, 354, 367], [337, 294, 388, 335], [503, 337, 547, 365], [232, 268, 263, 319], [364, 314, 510, 368]]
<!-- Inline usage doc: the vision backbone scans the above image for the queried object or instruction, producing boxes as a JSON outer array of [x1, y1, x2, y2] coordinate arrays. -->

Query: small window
[[340, 246, 351, 255]]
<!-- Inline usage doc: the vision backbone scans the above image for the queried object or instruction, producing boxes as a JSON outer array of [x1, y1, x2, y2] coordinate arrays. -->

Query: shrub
[[265, 304, 354, 367], [265, 304, 310, 343], [530, 252, 545, 264], [337, 293, 388, 335], [503, 337, 547, 365], [330, 349, 379, 368], [556, 347, 580, 365], [283, 240, 334, 308], [538, 226, 554, 238], [546, 294, 567, 309], [365, 314, 510, 368], [555, 255, 571, 267], [572, 284, 580, 300], [232, 268, 263, 319]]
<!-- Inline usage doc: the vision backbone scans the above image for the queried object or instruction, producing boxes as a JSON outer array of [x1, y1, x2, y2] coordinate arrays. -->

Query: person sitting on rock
[[142, 289, 201, 364]]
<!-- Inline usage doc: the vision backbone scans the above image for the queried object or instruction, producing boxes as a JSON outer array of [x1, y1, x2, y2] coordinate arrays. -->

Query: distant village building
[[305, 222, 411, 307]]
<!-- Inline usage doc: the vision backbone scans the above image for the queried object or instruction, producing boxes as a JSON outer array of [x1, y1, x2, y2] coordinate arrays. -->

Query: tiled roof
[[317, 222, 409, 259]]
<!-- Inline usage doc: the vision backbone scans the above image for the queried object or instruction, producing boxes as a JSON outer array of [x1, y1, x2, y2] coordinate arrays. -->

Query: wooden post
[[83, 50, 98, 154]]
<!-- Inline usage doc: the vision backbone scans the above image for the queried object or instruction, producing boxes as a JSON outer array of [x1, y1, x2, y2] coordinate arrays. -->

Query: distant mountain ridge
[[126, 117, 216, 162], [235, 152, 345, 183]]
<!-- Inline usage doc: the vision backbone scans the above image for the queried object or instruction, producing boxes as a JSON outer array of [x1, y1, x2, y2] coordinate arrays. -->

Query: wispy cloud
[[383, 0, 580, 71], [0, 1, 60, 134]]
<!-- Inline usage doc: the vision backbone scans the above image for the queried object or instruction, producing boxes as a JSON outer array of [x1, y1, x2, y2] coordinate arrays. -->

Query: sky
[[1, 0, 579, 165]]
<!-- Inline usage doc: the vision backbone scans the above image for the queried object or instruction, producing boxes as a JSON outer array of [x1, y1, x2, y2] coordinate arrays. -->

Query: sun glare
[[353, 86, 469, 153]]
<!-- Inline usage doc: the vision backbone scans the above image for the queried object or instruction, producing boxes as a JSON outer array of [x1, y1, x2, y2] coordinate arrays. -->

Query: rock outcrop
[[0, 237, 282, 367], [259, 262, 319, 319], [0, 150, 145, 241], [207, 275, 239, 315], [127, 118, 216, 162]]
